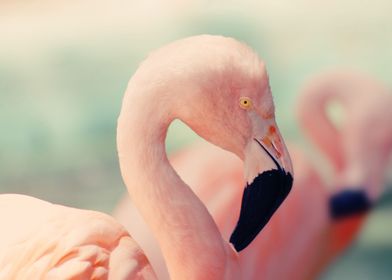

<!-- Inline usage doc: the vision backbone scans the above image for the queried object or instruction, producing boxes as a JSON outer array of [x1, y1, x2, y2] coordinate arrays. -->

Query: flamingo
[[0, 35, 293, 279], [297, 70, 392, 271], [114, 70, 392, 279]]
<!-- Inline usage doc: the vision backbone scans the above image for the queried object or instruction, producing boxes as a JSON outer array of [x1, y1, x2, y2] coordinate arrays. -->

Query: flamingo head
[[166, 35, 294, 252], [296, 70, 392, 220]]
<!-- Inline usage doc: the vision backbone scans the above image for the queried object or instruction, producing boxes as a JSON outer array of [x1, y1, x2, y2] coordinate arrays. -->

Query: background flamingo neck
[[117, 95, 229, 280], [297, 88, 346, 173]]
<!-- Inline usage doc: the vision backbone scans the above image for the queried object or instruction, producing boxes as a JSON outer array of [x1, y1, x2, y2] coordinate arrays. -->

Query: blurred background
[[1, 0, 391, 279]]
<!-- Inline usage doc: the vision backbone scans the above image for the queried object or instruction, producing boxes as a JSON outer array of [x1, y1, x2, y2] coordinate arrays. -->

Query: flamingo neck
[[297, 89, 346, 173], [117, 89, 231, 280]]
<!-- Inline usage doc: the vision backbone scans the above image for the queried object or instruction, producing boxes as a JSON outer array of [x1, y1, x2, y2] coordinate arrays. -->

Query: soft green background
[[1, 1, 391, 279]]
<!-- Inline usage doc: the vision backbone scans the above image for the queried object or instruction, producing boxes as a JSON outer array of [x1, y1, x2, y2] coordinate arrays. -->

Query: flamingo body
[[0, 194, 156, 279]]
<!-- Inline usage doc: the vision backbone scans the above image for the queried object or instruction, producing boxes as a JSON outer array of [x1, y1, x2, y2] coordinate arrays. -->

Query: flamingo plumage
[[0, 194, 156, 279], [114, 70, 392, 280], [0, 35, 293, 279]]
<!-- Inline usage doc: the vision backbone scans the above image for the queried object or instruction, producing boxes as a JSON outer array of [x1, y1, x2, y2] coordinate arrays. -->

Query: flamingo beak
[[329, 189, 372, 220], [230, 124, 293, 252]]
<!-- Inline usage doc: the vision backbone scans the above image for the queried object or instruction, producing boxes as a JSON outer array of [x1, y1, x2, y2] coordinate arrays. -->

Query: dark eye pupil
[[244, 101, 247, 104]]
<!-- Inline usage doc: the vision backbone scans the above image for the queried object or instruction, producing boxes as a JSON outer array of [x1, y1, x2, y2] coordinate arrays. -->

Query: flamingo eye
[[239, 97, 253, 110]]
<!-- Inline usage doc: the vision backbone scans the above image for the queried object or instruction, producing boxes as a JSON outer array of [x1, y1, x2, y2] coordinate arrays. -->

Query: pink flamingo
[[114, 70, 392, 280], [0, 35, 293, 279], [297, 70, 392, 270]]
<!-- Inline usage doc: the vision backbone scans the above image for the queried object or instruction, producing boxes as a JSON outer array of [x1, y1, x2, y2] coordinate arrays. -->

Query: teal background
[[1, 1, 391, 278]]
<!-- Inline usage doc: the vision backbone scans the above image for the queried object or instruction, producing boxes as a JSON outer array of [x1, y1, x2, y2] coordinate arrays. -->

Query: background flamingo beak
[[329, 189, 372, 220]]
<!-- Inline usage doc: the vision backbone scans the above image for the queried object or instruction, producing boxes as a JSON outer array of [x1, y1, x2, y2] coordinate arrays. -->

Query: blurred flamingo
[[297, 70, 392, 272], [114, 70, 392, 280], [0, 35, 294, 279]]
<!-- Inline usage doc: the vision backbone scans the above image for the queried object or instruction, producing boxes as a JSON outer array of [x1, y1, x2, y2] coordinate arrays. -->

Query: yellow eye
[[239, 97, 253, 110]]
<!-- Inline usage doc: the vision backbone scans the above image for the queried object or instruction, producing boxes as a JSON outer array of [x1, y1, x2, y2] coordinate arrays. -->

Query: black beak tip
[[230, 169, 293, 252], [329, 189, 372, 220]]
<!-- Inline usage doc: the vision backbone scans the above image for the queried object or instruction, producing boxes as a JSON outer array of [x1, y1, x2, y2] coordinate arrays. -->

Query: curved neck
[[117, 88, 229, 280], [297, 86, 345, 173]]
